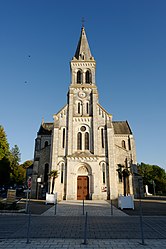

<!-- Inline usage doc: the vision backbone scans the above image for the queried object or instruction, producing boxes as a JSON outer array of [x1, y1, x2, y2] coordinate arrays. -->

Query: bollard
[[139, 197, 145, 245], [54, 199, 57, 215], [24, 189, 31, 213], [110, 199, 113, 216], [82, 212, 88, 245], [138, 180, 145, 245], [26, 212, 31, 244], [83, 198, 85, 215]]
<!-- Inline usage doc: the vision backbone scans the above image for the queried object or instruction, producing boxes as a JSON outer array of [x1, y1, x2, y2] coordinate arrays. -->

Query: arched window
[[122, 140, 126, 149], [44, 163, 49, 182], [44, 141, 48, 147], [77, 132, 82, 150], [102, 163, 106, 184], [77, 70, 82, 84], [85, 132, 89, 150], [78, 102, 81, 114], [101, 128, 104, 148], [62, 128, 65, 148], [61, 163, 64, 183], [128, 137, 131, 150], [85, 70, 91, 83], [86, 102, 89, 114]]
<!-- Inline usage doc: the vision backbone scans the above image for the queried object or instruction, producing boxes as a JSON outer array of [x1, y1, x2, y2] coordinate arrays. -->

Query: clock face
[[78, 91, 86, 98]]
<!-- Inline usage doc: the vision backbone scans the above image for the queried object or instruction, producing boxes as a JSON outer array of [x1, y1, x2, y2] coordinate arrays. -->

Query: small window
[[101, 128, 104, 148], [44, 141, 48, 147], [61, 163, 64, 183], [80, 126, 86, 132], [77, 132, 82, 150], [77, 70, 82, 84], [78, 102, 81, 114], [85, 132, 89, 150], [128, 137, 131, 150], [86, 102, 89, 114], [44, 163, 49, 182], [125, 158, 128, 168], [122, 140, 126, 149], [85, 70, 91, 83], [102, 163, 106, 184], [62, 128, 65, 148]]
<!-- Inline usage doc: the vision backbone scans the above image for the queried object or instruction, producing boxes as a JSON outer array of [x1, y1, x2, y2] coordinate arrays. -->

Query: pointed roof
[[74, 27, 94, 60], [112, 121, 132, 135]]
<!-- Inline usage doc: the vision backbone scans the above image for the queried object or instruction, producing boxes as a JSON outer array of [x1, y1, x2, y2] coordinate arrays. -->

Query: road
[[0, 215, 166, 239]]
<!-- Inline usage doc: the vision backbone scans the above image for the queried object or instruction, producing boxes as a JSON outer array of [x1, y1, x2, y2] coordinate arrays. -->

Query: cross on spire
[[81, 17, 85, 28]]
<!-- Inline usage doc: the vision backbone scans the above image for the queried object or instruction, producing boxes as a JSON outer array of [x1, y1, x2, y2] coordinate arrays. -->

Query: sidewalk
[[0, 238, 166, 249], [41, 200, 128, 216], [0, 200, 166, 248]]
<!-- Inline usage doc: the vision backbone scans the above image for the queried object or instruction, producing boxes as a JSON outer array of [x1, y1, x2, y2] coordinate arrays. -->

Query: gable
[[112, 121, 132, 135]]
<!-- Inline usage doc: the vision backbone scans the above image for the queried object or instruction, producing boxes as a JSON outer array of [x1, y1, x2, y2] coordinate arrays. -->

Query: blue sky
[[0, 0, 166, 170]]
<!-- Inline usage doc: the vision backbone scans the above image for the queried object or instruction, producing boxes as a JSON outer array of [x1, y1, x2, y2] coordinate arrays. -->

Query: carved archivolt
[[78, 166, 88, 174]]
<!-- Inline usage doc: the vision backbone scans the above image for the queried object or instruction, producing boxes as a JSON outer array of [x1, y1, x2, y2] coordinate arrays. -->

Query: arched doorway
[[77, 165, 90, 200], [77, 176, 89, 200]]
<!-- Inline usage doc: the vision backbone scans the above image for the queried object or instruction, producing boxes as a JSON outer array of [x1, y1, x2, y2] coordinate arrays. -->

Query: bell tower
[[67, 26, 99, 155], [70, 26, 96, 86]]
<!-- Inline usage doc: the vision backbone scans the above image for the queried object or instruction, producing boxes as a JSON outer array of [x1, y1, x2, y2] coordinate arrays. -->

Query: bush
[[0, 201, 18, 210]]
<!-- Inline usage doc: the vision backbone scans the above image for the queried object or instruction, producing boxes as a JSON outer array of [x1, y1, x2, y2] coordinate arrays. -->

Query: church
[[31, 26, 139, 201]]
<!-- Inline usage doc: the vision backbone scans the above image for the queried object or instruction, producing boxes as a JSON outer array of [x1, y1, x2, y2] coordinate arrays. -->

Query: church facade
[[31, 26, 138, 201]]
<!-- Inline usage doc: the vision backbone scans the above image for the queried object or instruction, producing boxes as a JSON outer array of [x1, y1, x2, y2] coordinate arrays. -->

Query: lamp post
[[152, 180, 156, 195], [37, 177, 42, 199]]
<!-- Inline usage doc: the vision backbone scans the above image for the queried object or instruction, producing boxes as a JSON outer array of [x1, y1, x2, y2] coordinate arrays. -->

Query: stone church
[[31, 26, 138, 201]]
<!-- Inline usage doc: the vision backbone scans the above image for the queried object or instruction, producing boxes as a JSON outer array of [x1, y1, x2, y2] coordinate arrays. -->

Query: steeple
[[74, 26, 94, 61], [70, 26, 96, 86]]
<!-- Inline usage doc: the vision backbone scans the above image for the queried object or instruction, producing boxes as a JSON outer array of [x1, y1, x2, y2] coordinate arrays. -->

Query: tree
[[138, 162, 166, 195], [0, 157, 10, 185], [0, 125, 25, 186], [48, 170, 59, 194], [0, 125, 11, 185], [9, 145, 22, 185], [20, 160, 33, 169], [0, 125, 10, 160]]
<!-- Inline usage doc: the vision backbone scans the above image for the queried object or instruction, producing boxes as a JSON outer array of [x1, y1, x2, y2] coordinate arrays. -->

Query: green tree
[[0, 125, 10, 160], [0, 157, 11, 185], [0, 125, 11, 185], [138, 162, 166, 195], [48, 170, 59, 194], [9, 145, 23, 185], [20, 160, 33, 169]]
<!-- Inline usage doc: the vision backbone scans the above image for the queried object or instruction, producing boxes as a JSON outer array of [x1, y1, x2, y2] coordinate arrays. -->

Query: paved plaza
[[41, 200, 128, 216], [0, 200, 166, 248]]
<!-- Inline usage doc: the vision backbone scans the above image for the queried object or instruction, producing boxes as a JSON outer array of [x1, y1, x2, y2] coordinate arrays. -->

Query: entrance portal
[[77, 176, 89, 200]]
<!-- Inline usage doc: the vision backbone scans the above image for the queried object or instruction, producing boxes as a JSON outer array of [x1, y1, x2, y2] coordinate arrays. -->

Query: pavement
[[0, 199, 166, 249]]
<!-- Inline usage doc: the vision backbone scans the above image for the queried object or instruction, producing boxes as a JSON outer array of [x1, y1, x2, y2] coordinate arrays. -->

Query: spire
[[74, 26, 94, 60]]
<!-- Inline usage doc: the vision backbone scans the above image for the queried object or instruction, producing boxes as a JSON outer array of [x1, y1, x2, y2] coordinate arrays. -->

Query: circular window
[[80, 126, 86, 132]]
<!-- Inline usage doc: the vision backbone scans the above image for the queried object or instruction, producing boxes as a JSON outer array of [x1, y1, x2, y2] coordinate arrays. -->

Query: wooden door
[[77, 176, 89, 200]]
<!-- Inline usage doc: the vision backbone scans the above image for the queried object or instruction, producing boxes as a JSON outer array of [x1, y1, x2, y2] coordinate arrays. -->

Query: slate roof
[[37, 121, 132, 136], [38, 123, 54, 135], [74, 27, 94, 60], [112, 121, 132, 135]]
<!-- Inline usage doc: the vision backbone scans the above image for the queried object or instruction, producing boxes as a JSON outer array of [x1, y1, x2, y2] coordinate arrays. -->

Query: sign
[[46, 193, 57, 204], [118, 195, 134, 210], [27, 177, 32, 189], [37, 177, 42, 183], [101, 186, 107, 192], [7, 189, 16, 203]]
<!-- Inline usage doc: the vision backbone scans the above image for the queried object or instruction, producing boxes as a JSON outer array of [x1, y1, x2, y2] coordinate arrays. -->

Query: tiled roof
[[112, 121, 132, 135], [38, 123, 53, 135]]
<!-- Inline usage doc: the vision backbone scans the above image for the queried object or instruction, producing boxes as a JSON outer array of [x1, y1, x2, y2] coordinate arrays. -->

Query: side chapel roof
[[112, 121, 132, 135], [38, 123, 54, 135]]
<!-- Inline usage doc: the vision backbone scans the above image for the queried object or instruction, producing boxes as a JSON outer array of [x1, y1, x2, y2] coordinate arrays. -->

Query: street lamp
[[37, 177, 42, 199]]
